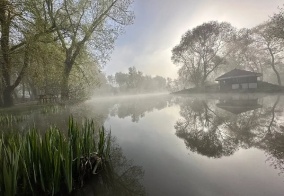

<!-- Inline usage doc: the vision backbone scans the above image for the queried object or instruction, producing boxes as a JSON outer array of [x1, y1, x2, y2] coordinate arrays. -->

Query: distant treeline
[[97, 67, 169, 94]]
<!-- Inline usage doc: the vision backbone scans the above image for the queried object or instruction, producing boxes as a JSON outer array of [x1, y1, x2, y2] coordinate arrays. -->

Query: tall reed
[[0, 116, 111, 196], [0, 114, 28, 127]]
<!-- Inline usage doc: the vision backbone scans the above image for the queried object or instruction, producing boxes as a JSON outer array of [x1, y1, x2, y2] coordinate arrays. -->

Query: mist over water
[[6, 93, 284, 195], [101, 94, 284, 195]]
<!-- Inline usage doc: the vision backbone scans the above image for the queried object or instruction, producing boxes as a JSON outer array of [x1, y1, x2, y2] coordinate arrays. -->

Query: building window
[[249, 83, 257, 88], [241, 83, 248, 89], [232, 84, 239, 89]]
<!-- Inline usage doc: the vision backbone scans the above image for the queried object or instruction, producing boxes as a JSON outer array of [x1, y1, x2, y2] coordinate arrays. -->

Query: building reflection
[[174, 95, 284, 175], [216, 98, 262, 114]]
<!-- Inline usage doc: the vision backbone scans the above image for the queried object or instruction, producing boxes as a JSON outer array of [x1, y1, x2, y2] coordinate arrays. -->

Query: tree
[[225, 28, 268, 75], [171, 21, 236, 87], [45, 0, 134, 100], [270, 5, 284, 39], [115, 72, 128, 89], [251, 22, 284, 85], [0, 0, 55, 107], [127, 66, 142, 89]]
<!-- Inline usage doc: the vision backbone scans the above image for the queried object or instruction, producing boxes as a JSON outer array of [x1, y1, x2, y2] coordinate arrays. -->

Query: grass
[[0, 116, 111, 196]]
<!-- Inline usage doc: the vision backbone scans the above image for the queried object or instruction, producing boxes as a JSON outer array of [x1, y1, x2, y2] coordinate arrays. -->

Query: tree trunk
[[268, 48, 281, 86], [61, 74, 69, 100], [61, 62, 72, 101], [0, 0, 13, 107], [59, 60, 71, 101], [3, 87, 13, 107], [27, 79, 37, 100], [22, 81, 25, 101], [272, 64, 281, 86]]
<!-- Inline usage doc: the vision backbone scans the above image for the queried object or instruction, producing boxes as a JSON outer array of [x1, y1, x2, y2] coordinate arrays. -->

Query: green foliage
[[0, 117, 111, 196], [108, 66, 167, 93], [0, 114, 28, 127], [172, 21, 236, 88]]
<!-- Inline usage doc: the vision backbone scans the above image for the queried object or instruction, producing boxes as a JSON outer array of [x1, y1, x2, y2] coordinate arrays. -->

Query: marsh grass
[[0, 116, 111, 196]]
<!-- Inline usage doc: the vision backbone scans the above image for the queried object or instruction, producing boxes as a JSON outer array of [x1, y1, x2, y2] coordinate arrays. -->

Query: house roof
[[215, 69, 262, 81]]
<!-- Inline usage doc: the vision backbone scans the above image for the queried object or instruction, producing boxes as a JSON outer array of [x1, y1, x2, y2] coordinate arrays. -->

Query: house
[[215, 69, 262, 91]]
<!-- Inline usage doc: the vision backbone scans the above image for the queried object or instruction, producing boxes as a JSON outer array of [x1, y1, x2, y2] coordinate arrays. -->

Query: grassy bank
[[0, 117, 111, 196], [172, 81, 284, 94]]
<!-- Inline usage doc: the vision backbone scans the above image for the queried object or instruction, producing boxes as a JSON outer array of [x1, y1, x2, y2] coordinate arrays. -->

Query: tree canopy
[[0, 0, 135, 107], [172, 21, 236, 88]]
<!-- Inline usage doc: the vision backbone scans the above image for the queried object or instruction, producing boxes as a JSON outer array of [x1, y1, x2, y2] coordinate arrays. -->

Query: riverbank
[[172, 81, 284, 94]]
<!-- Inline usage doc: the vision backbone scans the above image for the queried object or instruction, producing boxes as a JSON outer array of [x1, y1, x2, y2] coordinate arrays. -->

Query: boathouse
[[215, 69, 262, 91]]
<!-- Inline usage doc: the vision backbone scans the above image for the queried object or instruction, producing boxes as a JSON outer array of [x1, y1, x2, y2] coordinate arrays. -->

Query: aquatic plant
[[0, 117, 111, 196], [40, 105, 66, 115], [0, 114, 28, 127]]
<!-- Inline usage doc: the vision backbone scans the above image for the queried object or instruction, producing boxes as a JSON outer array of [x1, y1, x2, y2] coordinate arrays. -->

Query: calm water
[[5, 93, 284, 195], [76, 93, 284, 196]]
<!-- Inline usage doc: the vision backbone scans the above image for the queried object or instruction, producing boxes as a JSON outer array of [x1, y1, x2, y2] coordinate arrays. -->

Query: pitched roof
[[215, 69, 262, 81]]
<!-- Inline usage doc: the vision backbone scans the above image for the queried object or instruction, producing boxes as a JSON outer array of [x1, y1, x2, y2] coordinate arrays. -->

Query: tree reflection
[[174, 95, 284, 176], [109, 95, 170, 122], [265, 130, 284, 175], [175, 98, 239, 158]]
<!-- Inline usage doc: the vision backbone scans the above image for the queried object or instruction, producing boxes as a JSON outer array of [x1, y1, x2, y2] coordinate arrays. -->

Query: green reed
[[0, 114, 28, 126], [0, 116, 111, 196]]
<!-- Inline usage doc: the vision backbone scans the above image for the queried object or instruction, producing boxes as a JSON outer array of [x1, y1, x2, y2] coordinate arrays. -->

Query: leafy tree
[[127, 66, 142, 89], [115, 72, 128, 89], [250, 22, 284, 85], [270, 6, 284, 39], [44, 0, 134, 100], [225, 28, 268, 75], [0, 0, 55, 106], [172, 21, 236, 87]]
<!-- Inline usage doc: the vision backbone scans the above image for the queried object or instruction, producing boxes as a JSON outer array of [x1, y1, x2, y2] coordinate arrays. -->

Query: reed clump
[[0, 114, 28, 126], [0, 117, 111, 196]]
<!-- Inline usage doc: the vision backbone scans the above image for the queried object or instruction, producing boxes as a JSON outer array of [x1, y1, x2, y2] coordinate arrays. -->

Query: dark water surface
[[4, 93, 284, 196]]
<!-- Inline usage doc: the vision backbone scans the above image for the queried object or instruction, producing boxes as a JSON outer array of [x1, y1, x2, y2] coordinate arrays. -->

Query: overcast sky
[[104, 0, 284, 79]]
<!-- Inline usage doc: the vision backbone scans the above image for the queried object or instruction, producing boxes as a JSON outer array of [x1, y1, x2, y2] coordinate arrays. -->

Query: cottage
[[215, 69, 262, 91]]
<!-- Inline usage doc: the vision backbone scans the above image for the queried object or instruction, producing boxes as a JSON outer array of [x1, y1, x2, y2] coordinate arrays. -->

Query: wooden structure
[[38, 94, 57, 104], [215, 69, 262, 91]]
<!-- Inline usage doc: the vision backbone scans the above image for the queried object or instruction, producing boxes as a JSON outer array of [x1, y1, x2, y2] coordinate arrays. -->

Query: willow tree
[[171, 21, 236, 88], [45, 0, 134, 100]]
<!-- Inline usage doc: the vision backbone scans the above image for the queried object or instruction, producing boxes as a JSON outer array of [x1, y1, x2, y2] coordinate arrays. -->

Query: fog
[[2, 1, 284, 196]]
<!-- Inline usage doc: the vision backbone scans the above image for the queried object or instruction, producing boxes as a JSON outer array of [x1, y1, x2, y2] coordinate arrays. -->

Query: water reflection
[[216, 97, 262, 114], [174, 95, 284, 174], [174, 98, 238, 158], [108, 95, 170, 122], [2, 94, 284, 194]]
